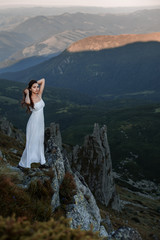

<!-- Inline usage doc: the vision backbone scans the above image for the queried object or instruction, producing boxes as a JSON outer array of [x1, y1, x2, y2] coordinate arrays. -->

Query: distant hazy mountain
[[1, 5, 159, 25], [4, 30, 95, 64], [0, 15, 27, 31], [0, 31, 33, 62], [0, 9, 160, 71], [1, 33, 160, 99], [0, 30, 91, 72], [1, 6, 159, 33], [13, 10, 160, 41]]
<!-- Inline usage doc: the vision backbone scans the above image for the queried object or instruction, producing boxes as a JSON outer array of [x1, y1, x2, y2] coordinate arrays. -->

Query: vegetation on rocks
[[0, 166, 102, 240], [0, 215, 101, 240], [0, 174, 53, 221], [59, 172, 77, 205]]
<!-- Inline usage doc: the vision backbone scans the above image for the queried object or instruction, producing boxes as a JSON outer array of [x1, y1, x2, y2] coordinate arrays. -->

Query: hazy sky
[[0, 0, 160, 7]]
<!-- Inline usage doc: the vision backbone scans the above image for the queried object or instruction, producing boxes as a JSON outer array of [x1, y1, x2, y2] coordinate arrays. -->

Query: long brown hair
[[21, 80, 37, 113]]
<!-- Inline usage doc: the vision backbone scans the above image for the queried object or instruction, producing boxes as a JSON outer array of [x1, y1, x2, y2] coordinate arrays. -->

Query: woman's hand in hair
[[24, 88, 30, 104], [24, 88, 29, 94]]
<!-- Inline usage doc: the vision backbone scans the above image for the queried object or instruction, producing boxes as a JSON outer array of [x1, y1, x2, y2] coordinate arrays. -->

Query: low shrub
[[27, 179, 54, 201], [59, 172, 77, 205], [0, 174, 32, 219], [0, 175, 53, 221], [0, 215, 102, 240]]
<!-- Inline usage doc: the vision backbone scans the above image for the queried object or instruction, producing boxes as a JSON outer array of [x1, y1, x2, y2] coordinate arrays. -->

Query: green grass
[[125, 90, 155, 96], [155, 107, 160, 113], [0, 95, 19, 104]]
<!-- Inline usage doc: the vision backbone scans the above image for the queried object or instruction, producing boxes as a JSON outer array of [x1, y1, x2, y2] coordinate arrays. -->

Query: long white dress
[[19, 96, 46, 168]]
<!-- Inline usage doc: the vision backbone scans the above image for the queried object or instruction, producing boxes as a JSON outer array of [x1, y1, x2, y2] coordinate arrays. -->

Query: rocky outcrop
[[0, 116, 25, 144], [45, 122, 62, 150], [8, 122, 108, 236], [44, 122, 108, 236], [45, 129, 65, 212], [71, 123, 121, 211], [2, 119, 142, 239], [66, 172, 102, 232]]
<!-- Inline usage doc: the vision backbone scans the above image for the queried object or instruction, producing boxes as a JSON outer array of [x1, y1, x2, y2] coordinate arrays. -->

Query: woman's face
[[30, 83, 39, 94]]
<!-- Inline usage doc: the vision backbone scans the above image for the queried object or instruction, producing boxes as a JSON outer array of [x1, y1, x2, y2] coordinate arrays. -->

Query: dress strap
[[37, 94, 41, 99]]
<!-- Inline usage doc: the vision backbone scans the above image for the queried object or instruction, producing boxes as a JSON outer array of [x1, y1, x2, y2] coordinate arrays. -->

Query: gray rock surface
[[0, 149, 3, 158], [101, 214, 114, 234], [0, 116, 25, 144], [44, 123, 109, 236], [45, 122, 62, 150], [99, 225, 109, 238], [45, 125, 65, 211], [71, 123, 121, 211], [66, 172, 101, 231], [108, 226, 142, 240]]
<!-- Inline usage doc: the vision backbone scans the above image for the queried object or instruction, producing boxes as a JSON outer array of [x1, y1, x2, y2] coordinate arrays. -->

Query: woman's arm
[[24, 89, 30, 104], [37, 78, 45, 97]]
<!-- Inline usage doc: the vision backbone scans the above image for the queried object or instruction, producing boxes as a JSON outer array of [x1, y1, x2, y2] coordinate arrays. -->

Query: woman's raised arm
[[37, 78, 45, 97], [24, 89, 30, 104]]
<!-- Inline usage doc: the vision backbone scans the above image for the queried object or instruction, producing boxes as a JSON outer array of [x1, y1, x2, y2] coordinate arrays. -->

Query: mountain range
[[0, 9, 160, 70], [0, 31, 33, 62], [1, 32, 160, 99]]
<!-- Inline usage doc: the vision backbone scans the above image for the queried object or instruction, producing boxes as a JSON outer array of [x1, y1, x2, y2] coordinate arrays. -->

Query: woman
[[18, 78, 47, 169]]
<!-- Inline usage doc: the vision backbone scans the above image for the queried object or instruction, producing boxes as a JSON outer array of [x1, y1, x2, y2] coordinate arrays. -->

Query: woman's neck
[[31, 93, 38, 97]]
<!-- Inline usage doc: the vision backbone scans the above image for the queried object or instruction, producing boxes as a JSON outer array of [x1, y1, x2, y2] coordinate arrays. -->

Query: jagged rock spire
[[45, 122, 62, 150], [72, 123, 121, 211]]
